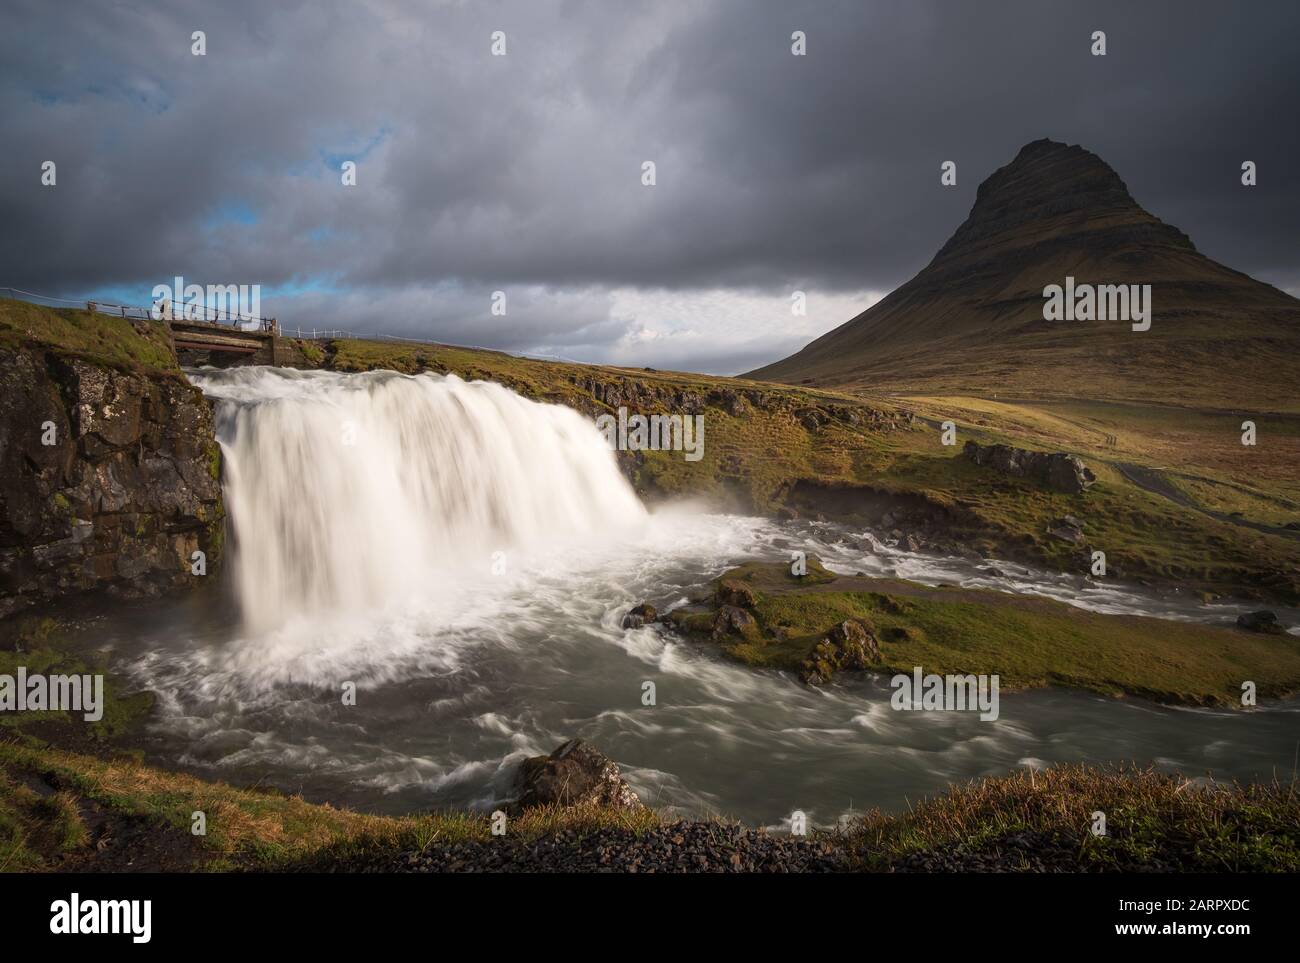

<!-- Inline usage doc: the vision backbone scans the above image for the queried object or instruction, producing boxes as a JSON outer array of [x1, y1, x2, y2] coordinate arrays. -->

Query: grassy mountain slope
[[748, 139, 1300, 413]]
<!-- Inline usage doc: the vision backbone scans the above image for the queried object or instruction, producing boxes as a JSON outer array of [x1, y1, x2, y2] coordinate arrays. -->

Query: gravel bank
[[383, 822, 848, 873]]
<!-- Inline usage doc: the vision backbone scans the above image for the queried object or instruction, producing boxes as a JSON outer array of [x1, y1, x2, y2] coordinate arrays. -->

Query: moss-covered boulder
[[800, 618, 881, 685]]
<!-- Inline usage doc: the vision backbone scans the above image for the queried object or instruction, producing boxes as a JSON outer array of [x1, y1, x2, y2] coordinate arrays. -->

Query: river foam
[[89, 366, 1300, 825]]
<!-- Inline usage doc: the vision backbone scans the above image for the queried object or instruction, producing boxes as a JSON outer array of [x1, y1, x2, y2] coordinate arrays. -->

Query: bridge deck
[[168, 319, 279, 361]]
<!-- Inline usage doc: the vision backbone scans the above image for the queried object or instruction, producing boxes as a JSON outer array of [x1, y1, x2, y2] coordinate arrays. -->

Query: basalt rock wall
[[0, 347, 224, 617]]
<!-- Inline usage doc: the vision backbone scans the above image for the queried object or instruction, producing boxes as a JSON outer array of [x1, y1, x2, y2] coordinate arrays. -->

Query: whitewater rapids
[[87, 366, 1300, 826]]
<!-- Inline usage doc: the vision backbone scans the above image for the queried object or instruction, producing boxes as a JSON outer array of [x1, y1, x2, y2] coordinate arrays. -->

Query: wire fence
[[0, 285, 277, 330], [0, 285, 584, 364]]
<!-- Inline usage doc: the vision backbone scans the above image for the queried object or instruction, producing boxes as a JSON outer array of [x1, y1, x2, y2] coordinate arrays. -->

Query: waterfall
[[188, 366, 645, 632]]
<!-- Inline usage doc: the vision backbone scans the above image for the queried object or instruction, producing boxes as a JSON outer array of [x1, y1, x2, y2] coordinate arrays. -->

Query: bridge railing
[[0, 287, 278, 332], [2, 287, 584, 362]]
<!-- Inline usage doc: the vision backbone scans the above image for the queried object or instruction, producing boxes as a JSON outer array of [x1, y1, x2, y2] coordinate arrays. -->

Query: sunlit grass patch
[[844, 764, 1300, 872], [0, 299, 176, 371], [0, 740, 663, 872], [691, 561, 1300, 704]]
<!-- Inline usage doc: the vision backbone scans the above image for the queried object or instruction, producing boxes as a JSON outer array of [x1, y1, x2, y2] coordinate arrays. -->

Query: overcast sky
[[2, 0, 1296, 373]]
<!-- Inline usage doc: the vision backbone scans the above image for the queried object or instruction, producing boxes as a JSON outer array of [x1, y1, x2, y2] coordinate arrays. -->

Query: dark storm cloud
[[0, 0, 1296, 372]]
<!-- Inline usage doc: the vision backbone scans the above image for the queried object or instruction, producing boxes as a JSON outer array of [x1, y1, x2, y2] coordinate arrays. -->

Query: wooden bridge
[[2, 288, 425, 368], [167, 317, 294, 366]]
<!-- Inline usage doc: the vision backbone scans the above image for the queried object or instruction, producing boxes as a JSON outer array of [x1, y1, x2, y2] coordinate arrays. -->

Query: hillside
[[3, 297, 1297, 610], [748, 139, 1300, 412], [280, 334, 1300, 604]]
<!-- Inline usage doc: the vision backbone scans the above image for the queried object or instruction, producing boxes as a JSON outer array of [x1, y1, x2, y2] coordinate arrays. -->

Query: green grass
[[844, 764, 1300, 872], [0, 740, 661, 872], [4, 739, 1293, 872], [33, 790, 89, 851], [0, 297, 177, 371], [293, 339, 326, 364], [887, 396, 1300, 590], [0, 770, 44, 872], [836, 436, 1300, 603], [681, 561, 1300, 704], [0, 618, 154, 741]]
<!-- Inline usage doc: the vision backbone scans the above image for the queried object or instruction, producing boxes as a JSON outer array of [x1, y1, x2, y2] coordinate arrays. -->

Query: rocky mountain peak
[[745, 138, 1298, 409], [933, 138, 1195, 264]]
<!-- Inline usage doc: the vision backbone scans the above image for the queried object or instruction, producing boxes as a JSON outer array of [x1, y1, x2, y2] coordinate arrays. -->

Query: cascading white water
[[110, 373, 1300, 820], [188, 366, 646, 633]]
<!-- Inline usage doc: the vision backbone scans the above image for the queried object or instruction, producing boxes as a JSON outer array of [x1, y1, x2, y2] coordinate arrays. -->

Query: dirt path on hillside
[[906, 405, 1298, 541], [1109, 461, 1299, 541]]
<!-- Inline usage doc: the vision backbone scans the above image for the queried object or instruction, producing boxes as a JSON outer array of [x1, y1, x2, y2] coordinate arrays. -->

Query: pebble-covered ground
[[318, 824, 1212, 874], [381, 823, 849, 873]]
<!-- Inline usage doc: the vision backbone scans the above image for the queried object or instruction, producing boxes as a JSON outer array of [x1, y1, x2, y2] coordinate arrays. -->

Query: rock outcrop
[[1236, 610, 1286, 635], [711, 604, 759, 641], [621, 602, 657, 628], [0, 347, 224, 617], [716, 577, 758, 609], [568, 373, 908, 432], [800, 618, 881, 685], [1046, 515, 1087, 544], [512, 739, 643, 812], [963, 441, 1096, 494]]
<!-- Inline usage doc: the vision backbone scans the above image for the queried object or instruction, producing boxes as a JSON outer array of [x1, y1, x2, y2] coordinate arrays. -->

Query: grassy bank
[[0, 739, 659, 872], [846, 764, 1300, 872], [2, 738, 1294, 872], [0, 298, 177, 372], [833, 444, 1300, 603], [667, 560, 1300, 704]]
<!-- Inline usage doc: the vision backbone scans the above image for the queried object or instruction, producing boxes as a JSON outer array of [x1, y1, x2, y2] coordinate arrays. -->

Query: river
[[68, 366, 1300, 827]]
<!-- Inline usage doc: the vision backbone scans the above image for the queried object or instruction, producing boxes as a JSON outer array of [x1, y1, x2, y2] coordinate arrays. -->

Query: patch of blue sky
[[82, 284, 155, 308], [260, 277, 344, 299], [204, 201, 260, 229], [282, 125, 394, 178], [33, 89, 72, 106], [319, 125, 392, 170], [34, 80, 170, 114]]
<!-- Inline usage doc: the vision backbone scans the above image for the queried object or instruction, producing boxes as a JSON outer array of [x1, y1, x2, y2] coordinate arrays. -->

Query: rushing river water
[[68, 367, 1300, 826]]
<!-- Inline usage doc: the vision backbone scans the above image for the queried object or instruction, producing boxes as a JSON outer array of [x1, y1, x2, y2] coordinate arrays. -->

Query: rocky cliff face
[[566, 371, 908, 427], [962, 440, 1096, 494], [0, 347, 224, 617]]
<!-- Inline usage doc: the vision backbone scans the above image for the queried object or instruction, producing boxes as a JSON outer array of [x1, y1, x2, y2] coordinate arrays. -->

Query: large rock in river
[[512, 739, 643, 812], [1236, 610, 1286, 635], [621, 602, 657, 628]]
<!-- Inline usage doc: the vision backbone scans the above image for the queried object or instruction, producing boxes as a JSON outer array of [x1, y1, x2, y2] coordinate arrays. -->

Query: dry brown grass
[[0, 739, 660, 872]]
